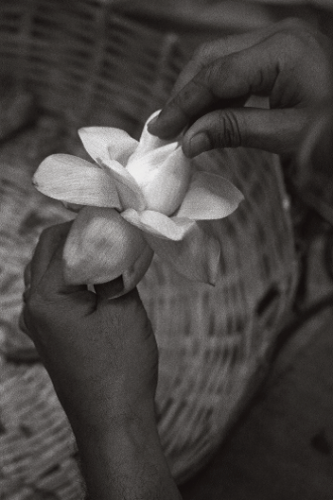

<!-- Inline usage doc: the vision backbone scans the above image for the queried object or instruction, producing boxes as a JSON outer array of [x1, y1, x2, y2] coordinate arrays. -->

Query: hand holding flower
[[33, 111, 243, 296]]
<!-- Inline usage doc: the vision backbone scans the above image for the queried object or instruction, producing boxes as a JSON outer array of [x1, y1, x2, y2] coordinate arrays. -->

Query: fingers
[[148, 43, 277, 140], [23, 223, 97, 337], [171, 27, 274, 96], [182, 107, 308, 157], [29, 222, 93, 300], [148, 17, 330, 148], [96, 286, 152, 337], [30, 222, 72, 294]]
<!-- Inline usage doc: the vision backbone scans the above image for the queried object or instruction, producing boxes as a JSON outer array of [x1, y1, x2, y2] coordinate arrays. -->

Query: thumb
[[27, 222, 96, 314], [23, 223, 97, 337], [182, 107, 308, 157]]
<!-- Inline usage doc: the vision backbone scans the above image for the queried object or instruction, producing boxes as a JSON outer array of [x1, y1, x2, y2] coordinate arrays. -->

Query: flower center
[[126, 144, 191, 215]]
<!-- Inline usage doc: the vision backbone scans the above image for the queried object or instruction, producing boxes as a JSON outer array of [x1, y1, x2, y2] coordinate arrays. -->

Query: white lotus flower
[[33, 110, 244, 296]]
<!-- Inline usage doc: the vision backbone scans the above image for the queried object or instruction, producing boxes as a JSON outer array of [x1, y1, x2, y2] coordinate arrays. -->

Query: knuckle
[[199, 59, 225, 94], [269, 21, 331, 85], [172, 71, 214, 119], [272, 30, 304, 54], [171, 89, 193, 120], [210, 111, 242, 148], [272, 18, 319, 55]]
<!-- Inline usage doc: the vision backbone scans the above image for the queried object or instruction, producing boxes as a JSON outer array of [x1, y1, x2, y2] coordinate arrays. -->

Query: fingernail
[[189, 133, 211, 157], [148, 113, 181, 140]]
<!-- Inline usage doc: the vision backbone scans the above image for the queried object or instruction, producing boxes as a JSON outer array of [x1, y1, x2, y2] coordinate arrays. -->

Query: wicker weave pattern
[[0, 363, 83, 499], [0, 0, 184, 137], [0, 1, 297, 497]]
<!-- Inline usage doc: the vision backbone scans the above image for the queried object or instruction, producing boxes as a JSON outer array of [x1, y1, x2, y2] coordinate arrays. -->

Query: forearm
[[71, 405, 182, 500]]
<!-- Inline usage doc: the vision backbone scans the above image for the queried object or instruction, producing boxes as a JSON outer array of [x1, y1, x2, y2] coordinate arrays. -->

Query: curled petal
[[176, 171, 244, 220], [129, 110, 170, 161], [78, 127, 138, 167], [122, 209, 195, 241], [144, 223, 221, 284], [102, 160, 146, 211], [119, 245, 154, 298], [33, 154, 121, 209], [63, 206, 148, 285]]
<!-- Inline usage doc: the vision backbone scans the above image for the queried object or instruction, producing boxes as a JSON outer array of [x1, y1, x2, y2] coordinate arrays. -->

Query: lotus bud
[[126, 144, 191, 216]]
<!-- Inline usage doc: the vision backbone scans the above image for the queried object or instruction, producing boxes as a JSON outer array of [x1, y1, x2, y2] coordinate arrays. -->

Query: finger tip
[[181, 134, 199, 159], [62, 263, 80, 286], [147, 123, 168, 139], [182, 143, 194, 159], [147, 114, 181, 141], [147, 115, 162, 136]]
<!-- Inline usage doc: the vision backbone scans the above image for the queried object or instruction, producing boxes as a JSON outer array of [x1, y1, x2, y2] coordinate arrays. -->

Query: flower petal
[[127, 145, 191, 215], [144, 223, 221, 284], [127, 141, 178, 172], [102, 160, 146, 211], [92, 244, 153, 299], [63, 206, 148, 285], [176, 171, 244, 220], [33, 154, 121, 209], [120, 244, 154, 297], [78, 127, 138, 166], [78, 126, 145, 211], [130, 110, 170, 160], [122, 209, 195, 241]]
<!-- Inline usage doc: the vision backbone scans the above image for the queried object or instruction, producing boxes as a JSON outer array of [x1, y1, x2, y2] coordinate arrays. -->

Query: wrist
[[66, 390, 157, 437], [72, 401, 181, 500], [74, 404, 159, 463]]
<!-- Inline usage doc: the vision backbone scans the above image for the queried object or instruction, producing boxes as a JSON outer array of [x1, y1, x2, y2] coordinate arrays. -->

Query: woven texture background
[[0, 1, 297, 498]]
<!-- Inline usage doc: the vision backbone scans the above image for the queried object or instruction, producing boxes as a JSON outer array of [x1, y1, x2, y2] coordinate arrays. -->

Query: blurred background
[[116, 0, 333, 44]]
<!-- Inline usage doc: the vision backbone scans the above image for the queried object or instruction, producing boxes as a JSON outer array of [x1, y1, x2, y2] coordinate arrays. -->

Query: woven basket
[[0, 1, 298, 498]]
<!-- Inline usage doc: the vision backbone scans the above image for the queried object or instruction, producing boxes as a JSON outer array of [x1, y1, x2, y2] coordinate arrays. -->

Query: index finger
[[29, 221, 84, 297], [171, 26, 274, 96], [148, 42, 277, 140]]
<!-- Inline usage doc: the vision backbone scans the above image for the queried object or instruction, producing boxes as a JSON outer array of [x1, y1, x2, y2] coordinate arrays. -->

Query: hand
[[22, 223, 181, 500], [148, 18, 333, 157], [22, 222, 158, 431]]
